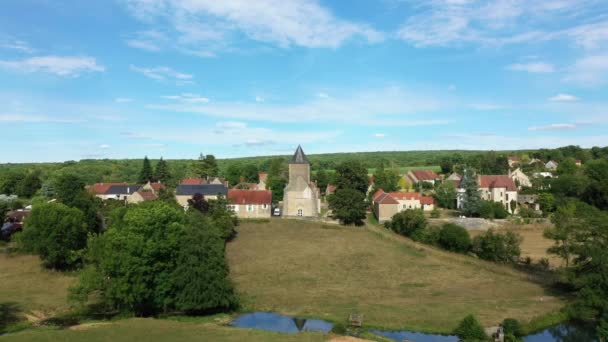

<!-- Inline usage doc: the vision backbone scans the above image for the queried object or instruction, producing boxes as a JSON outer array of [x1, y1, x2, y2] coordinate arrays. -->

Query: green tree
[[389, 209, 427, 238], [267, 176, 287, 204], [314, 169, 330, 194], [195, 154, 219, 179], [434, 181, 457, 209], [15, 171, 42, 198], [241, 164, 259, 183], [537, 193, 555, 215], [328, 189, 367, 225], [454, 314, 488, 341], [460, 169, 481, 217], [154, 157, 171, 183], [224, 163, 242, 186], [372, 164, 400, 193], [472, 230, 521, 263], [54, 173, 101, 233], [557, 157, 578, 176], [440, 157, 453, 174], [438, 223, 471, 253], [19, 202, 88, 270], [138, 156, 153, 183], [478, 200, 509, 219], [0, 171, 24, 195], [334, 160, 368, 194], [544, 202, 579, 267]]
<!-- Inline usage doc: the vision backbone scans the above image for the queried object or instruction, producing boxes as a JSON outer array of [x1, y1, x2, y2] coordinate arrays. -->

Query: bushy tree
[[328, 189, 367, 226], [454, 314, 488, 341], [15, 171, 41, 198], [472, 230, 521, 263], [434, 181, 457, 209], [0, 171, 24, 195], [557, 157, 578, 176], [544, 202, 578, 267], [224, 163, 242, 186], [373, 164, 400, 193], [537, 193, 555, 215], [267, 176, 287, 204], [334, 160, 368, 194], [389, 209, 427, 238], [20, 202, 88, 270], [478, 200, 509, 219], [154, 157, 171, 183], [54, 173, 101, 233], [196, 154, 219, 179], [438, 223, 471, 253], [188, 193, 209, 214], [138, 156, 153, 183], [314, 169, 330, 194], [241, 164, 259, 183]]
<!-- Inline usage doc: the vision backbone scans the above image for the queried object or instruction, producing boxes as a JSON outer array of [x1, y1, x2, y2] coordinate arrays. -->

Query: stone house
[[282, 145, 321, 217], [545, 160, 559, 170], [509, 168, 531, 188], [458, 175, 518, 213], [175, 184, 228, 207], [404, 170, 441, 186], [372, 189, 435, 222], [227, 189, 272, 218]]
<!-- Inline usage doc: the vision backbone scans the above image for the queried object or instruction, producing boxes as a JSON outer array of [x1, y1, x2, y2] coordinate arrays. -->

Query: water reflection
[[230, 312, 333, 334]]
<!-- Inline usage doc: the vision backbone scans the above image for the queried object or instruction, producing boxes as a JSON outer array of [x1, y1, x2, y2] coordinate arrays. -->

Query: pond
[[231, 313, 597, 341], [230, 312, 333, 334]]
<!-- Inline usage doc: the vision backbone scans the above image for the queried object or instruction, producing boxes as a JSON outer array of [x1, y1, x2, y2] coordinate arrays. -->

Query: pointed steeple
[[290, 145, 309, 164]]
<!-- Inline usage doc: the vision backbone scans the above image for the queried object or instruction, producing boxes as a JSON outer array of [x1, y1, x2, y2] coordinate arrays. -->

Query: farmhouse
[[175, 184, 228, 207], [458, 175, 518, 213], [509, 168, 532, 188], [372, 189, 435, 222], [282, 145, 321, 217], [545, 160, 559, 170], [404, 170, 441, 186], [227, 189, 272, 218]]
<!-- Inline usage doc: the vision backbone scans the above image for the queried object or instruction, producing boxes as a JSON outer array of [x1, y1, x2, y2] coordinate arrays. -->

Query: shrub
[[438, 223, 471, 253], [331, 322, 347, 334], [389, 209, 427, 238], [478, 200, 509, 219], [430, 209, 441, 218], [454, 314, 488, 341], [413, 225, 441, 245], [502, 318, 523, 337], [472, 230, 522, 263]]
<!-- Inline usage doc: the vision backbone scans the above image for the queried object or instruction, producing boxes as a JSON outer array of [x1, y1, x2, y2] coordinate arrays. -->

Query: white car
[[273, 208, 281, 216]]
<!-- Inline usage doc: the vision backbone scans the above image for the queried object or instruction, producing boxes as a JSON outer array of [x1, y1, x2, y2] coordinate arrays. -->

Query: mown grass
[[227, 219, 564, 334], [0, 318, 328, 342]]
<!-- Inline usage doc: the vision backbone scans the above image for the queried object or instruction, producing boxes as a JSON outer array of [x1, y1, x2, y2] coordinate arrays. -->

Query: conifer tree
[[154, 157, 171, 183], [138, 156, 153, 183]]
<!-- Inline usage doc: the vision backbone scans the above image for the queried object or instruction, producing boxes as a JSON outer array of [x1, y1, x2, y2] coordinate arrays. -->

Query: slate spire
[[290, 145, 309, 164]]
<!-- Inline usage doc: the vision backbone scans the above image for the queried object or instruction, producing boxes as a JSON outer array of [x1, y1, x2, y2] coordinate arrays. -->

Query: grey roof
[[106, 185, 141, 195], [176, 184, 228, 196], [289, 145, 309, 164]]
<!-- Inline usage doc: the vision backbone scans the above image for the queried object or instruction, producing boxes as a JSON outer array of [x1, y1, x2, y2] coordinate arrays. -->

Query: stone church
[[282, 145, 321, 217]]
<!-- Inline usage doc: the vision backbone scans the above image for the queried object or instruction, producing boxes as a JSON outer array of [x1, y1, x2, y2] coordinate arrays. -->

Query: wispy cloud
[[564, 54, 608, 86], [374, 133, 386, 138], [99, 144, 111, 149], [528, 123, 577, 131], [0, 113, 84, 123], [125, 30, 167, 52], [115, 97, 134, 103], [548, 93, 579, 102], [216, 121, 248, 129], [0, 56, 104, 76], [120, 132, 152, 139], [162, 93, 209, 103], [121, 0, 383, 56], [507, 62, 555, 73], [0, 38, 34, 53], [255, 96, 265, 102], [130, 65, 194, 85]]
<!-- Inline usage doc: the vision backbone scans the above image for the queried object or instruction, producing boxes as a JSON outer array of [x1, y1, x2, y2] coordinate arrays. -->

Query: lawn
[[0, 250, 76, 319], [0, 318, 328, 342], [227, 219, 564, 333]]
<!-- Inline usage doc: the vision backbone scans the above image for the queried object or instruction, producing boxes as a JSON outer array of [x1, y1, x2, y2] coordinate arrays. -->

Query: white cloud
[[548, 93, 579, 102], [528, 123, 577, 131], [0, 56, 104, 77], [317, 92, 330, 99], [255, 96, 264, 102], [162, 93, 209, 103], [130, 65, 194, 84], [115, 97, 134, 103], [147, 86, 447, 125], [0, 39, 34, 53], [374, 133, 386, 138], [564, 54, 608, 86], [125, 30, 167, 51], [216, 121, 247, 129], [99, 144, 111, 149], [121, 0, 383, 55], [507, 62, 555, 73]]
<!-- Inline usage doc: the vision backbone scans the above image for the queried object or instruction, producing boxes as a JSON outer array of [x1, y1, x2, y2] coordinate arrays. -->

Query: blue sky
[[1, 0, 608, 162]]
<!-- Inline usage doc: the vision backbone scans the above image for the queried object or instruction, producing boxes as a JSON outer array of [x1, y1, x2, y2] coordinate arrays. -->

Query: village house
[[404, 170, 441, 186], [257, 173, 268, 190], [372, 189, 435, 222], [545, 160, 559, 170], [518, 194, 540, 211], [457, 175, 518, 213], [282, 145, 321, 217], [180, 177, 230, 187], [175, 184, 228, 207], [227, 189, 272, 218], [89, 182, 128, 199], [508, 168, 532, 188], [507, 156, 520, 168], [90, 183, 141, 201]]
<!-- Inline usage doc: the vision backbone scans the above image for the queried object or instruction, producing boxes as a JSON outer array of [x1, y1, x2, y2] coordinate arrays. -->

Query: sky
[[1, 0, 608, 162]]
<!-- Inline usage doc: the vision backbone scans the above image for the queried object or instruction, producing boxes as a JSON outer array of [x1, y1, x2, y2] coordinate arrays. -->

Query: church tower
[[282, 145, 320, 217]]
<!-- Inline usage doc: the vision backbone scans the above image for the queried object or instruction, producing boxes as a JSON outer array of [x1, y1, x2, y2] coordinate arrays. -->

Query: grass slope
[[227, 220, 563, 333], [0, 318, 327, 342]]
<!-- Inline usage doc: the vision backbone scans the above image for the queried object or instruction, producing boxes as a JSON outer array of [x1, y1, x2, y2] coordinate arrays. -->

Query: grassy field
[[227, 219, 563, 333], [0, 317, 328, 342], [0, 250, 76, 319]]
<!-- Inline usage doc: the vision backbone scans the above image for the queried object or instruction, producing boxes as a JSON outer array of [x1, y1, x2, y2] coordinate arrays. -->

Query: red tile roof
[[258, 173, 268, 182], [388, 192, 435, 205], [508, 156, 520, 161], [227, 189, 272, 205], [372, 189, 385, 202], [326, 184, 337, 194], [149, 182, 164, 191], [478, 175, 517, 191], [375, 192, 399, 204], [410, 170, 439, 181], [137, 191, 157, 201], [180, 178, 205, 185], [89, 182, 128, 195]]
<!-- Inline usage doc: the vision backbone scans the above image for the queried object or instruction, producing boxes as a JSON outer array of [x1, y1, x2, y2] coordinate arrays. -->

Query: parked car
[[273, 207, 281, 216]]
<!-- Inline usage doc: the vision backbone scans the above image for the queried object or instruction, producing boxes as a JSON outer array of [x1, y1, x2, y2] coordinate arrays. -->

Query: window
[[262, 204, 268, 209], [247, 205, 254, 212], [297, 209, 303, 216], [506, 194, 509, 201], [227, 205, 236, 212]]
